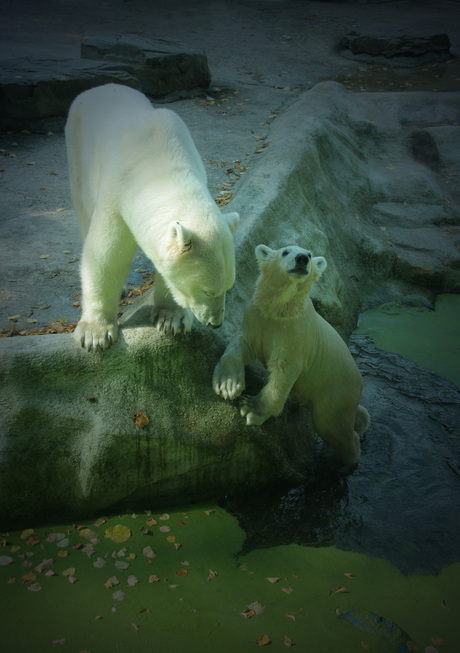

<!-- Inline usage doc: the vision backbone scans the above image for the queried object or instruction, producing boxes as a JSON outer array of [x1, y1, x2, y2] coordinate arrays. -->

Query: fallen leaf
[[334, 586, 348, 594], [344, 573, 355, 579], [169, 584, 180, 589], [146, 518, 157, 527], [148, 574, 160, 583], [105, 525, 131, 543], [174, 543, 182, 551], [159, 513, 170, 521], [175, 569, 188, 577], [20, 529, 34, 540], [282, 587, 293, 595], [35, 558, 54, 573], [27, 535, 40, 547], [22, 572, 37, 583], [127, 575, 138, 586], [159, 525, 171, 533], [142, 546, 156, 559], [431, 638, 444, 647], [247, 601, 265, 615], [62, 567, 76, 577], [39, 254, 50, 259], [267, 577, 281, 583], [285, 613, 296, 622], [112, 590, 125, 601], [284, 635, 295, 647], [258, 634, 271, 646], [68, 576, 78, 584], [93, 557, 106, 569], [132, 412, 149, 428], [130, 620, 139, 633], [0, 555, 14, 566], [115, 561, 129, 570], [57, 550, 69, 558], [52, 638, 66, 645], [241, 608, 255, 619], [56, 538, 70, 549], [207, 569, 218, 582], [28, 582, 42, 592], [360, 642, 369, 650], [204, 510, 214, 516], [104, 576, 119, 588], [167, 535, 176, 543]]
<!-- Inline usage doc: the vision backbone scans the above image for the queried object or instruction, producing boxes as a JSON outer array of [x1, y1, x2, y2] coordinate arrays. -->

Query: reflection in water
[[223, 336, 460, 574]]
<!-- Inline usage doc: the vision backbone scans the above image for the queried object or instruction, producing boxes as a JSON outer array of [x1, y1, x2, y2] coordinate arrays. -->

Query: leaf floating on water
[[175, 569, 188, 578], [159, 525, 171, 533], [344, 573, 355, 579], [104, 576, 119, 589], [112, 590, 125, 601], [127, 575, 138, 586], [35, 558, 54, 573], [20, 529, 35, 540], [105, 525, 131, 543], [27, 535, 40, 547], [62, 568, 76, 577], [285, 613, 296, 622], [159, 513, 170, 521], [0, 555, 14, 566], [56, 538, 70, 549], [52, 638, 67, 645], [57, 550, 69, 558], [431, 638, 444, 647], [28, 582, 42, 592], [46, 532, 66, 544], [267, 577, 281, 583], [115, 561, 129, 570], [146, 517, 157, 527], [207, 569, 218, 582], [334, 586, 348, 594], [132, 412, 149, 428], [174, 543, 182, 551], [148, 574, 160, 584], [247, 601, 265, 615], [94, 516, 108, 527], [360, 642, 370, 651], [282, 587, 293, 595], [93, 557, 106, 569], [142, 546, 156, 559], [242, 608, 255, 619], [167, 535, 176, 543], [257, 634, 271, 646], [284, 635, 295, 647], [130, 620, 140, 633], [204, 510, 214, 516]]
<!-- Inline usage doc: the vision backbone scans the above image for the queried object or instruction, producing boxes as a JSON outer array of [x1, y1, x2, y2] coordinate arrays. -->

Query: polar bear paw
[[239, 395, 267, 426], [151, 306, 193, 336], [212, 359, 245, 400], [75, 320, 118, 352]]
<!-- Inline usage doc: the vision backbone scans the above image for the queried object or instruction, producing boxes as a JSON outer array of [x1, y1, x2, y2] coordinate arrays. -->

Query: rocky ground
[[1, 0, 460, 332]]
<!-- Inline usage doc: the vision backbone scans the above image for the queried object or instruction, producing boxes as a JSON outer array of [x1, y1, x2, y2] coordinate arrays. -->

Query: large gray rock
[[81, 34, 211, 98], [1, 82, 459, 526], [339, 32, 451, 65], [0, 58, 139, 132], [0, 35, 210, 132]]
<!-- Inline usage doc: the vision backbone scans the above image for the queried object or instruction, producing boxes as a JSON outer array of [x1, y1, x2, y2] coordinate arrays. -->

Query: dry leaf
[[146, 518, 157, 527], [282, 587, 293, 595], [159, 525, 171, 533], [93, 516, 108, 527], [360, 642, 369, 651], [148, 575, 160, 583], [334, 586, 348, 594], [35, 558, 54, 573], [127, 575, 138, 586], [62, 567, 76, 577], [20, 529, 34, 540], [112, 590, 125, 601], [132, 412, 149, 428], [284, 635, 295, 647], [0, 555, 14, 566], [142, 546, 156, 559], [175, 569, 188, 577], [241, 608, 255, 619], [28, 582, 42, 592], [167, 535, 176, 543], [285, 613, 296, 622], [159, 513, 170, 521], [267, 577, 281, 583], [104, 525, 131, 543], [258, 634, 271, 646], [174, 543, 182, 551], [247, 601, 264, 615], [344, 573, 355, 579], [204, 510, 214, 516]]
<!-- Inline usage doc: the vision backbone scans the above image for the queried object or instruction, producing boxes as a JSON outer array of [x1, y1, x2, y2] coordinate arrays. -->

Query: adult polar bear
[[66, 84, 239, 351], [213, 245, 369, 465]]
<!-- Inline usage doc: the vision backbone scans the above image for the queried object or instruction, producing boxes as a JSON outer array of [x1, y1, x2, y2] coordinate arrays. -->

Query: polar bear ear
[[167, 221, 192, 254], [312, 256, 327, 279], [255, 244, 275, 264], [223, 211, 239, 235]]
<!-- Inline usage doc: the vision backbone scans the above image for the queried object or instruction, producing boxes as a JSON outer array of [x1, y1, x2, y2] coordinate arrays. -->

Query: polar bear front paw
[[75, 320, 118, 352], [151, 306, 193, 335], [212, 361, 245, 400], [239, 395, 267, 426]]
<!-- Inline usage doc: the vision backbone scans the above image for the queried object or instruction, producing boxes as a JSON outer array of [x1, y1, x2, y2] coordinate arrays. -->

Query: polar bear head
[[253, 244, 327, 319], [160, 211, 240, 328]]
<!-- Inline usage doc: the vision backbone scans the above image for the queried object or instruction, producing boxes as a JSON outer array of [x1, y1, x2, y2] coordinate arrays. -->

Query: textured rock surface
[[339, 32, 452, 65], [0, 36, 210, 131], [81, 34, 210, 97]]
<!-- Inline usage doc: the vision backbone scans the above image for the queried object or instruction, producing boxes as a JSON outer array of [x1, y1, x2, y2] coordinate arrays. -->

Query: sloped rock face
[[1, 82, 459, 526]]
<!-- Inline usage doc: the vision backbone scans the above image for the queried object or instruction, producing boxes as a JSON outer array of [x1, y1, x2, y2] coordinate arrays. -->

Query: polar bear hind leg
[[312, 402, 361, 465]]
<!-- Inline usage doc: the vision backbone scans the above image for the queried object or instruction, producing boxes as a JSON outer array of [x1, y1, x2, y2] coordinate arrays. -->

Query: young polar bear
[[65, 84, 239, 351], [213, 244, 370, 465]]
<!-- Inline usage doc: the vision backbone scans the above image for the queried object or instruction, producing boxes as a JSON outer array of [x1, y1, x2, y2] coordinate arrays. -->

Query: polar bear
[[213, 244, 369, 465], [65, 83, 239, 351]]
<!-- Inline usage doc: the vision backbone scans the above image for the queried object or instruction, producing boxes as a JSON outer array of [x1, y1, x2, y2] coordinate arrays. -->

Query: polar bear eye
[[204, 290, 213, 297], [282, 250, 289, 257]]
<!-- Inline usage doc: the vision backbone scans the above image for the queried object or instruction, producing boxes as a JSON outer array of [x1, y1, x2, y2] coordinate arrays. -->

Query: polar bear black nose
[[295, 253, 311, 266]]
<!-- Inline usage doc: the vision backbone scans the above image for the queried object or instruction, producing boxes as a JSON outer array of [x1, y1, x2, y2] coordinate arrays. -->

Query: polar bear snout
[[290, 252, 312, 275]]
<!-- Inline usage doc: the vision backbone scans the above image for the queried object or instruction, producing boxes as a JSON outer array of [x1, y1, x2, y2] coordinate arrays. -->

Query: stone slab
[[339, 32, 451, 65]]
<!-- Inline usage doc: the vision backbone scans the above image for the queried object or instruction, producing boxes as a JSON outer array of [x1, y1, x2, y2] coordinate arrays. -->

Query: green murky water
[[356, 294, 460, 388], [1, 507, 459, 652]]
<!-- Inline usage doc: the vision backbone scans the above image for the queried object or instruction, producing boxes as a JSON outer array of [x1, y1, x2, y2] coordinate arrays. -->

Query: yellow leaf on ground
[[104, 525, 131, 543]]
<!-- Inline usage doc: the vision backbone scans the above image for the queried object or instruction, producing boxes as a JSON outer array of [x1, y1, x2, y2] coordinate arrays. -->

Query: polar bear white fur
[[65, 83, 239, 351], [213, 244, 369, 465]]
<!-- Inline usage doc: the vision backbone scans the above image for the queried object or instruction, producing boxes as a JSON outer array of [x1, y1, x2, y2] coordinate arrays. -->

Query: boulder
[[0, 58, 139, 132], [81, 34, 211, 98], [339, 32, 451, 65], [0, 35, 210, 132]]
